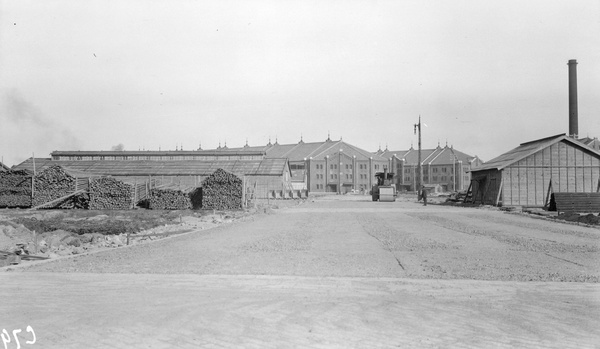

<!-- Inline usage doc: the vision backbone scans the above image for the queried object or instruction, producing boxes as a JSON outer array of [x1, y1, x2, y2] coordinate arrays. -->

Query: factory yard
[[2, 194, 600, 348]]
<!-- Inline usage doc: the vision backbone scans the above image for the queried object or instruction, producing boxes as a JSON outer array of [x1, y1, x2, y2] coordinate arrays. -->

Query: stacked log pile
[[89, 177, 134, 210], [33, 166, 85, 209], [200, 168, 243, 210], [149, 188, 192, 210], [0, 170, 32, 208]]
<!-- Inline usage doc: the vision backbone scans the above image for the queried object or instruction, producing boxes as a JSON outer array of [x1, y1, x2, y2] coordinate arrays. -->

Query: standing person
[[421, 185, 427, 206]]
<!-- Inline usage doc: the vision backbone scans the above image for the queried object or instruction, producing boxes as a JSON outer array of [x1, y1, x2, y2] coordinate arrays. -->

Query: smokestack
[[568, 59, 578, 138]]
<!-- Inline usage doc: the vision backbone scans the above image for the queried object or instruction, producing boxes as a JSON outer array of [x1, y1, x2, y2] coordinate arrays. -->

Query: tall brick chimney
[[568, 59, 578, 138]]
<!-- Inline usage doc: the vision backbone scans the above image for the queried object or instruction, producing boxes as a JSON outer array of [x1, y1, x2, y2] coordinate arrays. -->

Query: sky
[[1, 0, 599, 167]]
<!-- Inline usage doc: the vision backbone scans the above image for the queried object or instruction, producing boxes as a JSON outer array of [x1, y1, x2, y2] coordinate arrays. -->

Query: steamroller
[[371, 169, 396, 202]]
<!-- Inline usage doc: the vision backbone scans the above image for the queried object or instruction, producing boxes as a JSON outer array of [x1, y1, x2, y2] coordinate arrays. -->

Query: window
[[442, 167, 447, 173], [349, 164, 353, 170], [330, 164, 334, 169], [433, 176, 438, 181], [345, 164, 349, 170]]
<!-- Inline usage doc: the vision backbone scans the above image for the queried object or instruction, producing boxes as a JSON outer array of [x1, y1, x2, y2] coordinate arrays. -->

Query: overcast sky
[[1, 0, 599, 166]]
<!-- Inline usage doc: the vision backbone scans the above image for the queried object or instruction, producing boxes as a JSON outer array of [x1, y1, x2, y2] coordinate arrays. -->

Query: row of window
[[403, 166, 457, 174], [404, 176, 456, 182], [317, 173, 379, 179], [314, 174, 356, 180], [314, 163, 388, 170]]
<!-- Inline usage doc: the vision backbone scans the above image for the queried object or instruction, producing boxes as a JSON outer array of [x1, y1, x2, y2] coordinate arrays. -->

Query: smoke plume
[[1, 89, 83, 164]]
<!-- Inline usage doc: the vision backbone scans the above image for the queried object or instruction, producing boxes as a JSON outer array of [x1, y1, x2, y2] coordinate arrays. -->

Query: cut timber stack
[[200, 168, 243, 210], [0, 170, 32, 208], [149, 188, 192, 210], [89, 177, 134, 210], [33, 166, 86, 209]]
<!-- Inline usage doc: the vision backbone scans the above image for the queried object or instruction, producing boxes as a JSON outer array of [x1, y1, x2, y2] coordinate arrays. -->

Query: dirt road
[[2, 195, 599, 348]]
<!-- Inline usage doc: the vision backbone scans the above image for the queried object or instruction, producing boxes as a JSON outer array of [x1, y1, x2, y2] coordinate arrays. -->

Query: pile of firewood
[[0, 170, 32, 208], [149, 188, 192, 210], [200, 168, 243, 210], [33, 166, 84, 209], [89, 177, 134, 210]]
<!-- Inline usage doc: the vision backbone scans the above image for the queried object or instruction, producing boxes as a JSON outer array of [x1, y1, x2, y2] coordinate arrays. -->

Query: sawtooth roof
[[13, 158, 290, 177], [472, 134, 600, 171]]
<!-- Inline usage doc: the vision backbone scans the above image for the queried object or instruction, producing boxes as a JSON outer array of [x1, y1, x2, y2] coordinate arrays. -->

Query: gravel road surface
[[2, 195, 599, 348]]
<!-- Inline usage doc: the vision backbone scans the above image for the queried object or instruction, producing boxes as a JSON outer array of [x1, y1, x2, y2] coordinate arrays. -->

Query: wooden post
[[544, 179, 553, 207], [31, 154, 36, 199], [242, 176, 246, 208], [464, 182, 473, 203], [495, 178, 504, 206]]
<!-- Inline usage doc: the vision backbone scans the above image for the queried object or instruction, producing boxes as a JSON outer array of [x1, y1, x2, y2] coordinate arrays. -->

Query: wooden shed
[[469, 134, 600, 207]]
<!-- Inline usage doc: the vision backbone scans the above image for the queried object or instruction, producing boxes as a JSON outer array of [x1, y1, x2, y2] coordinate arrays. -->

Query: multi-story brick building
[[377, 143, 482, 192], [578, 137, 600, 152], [225, 136, 390, 193]]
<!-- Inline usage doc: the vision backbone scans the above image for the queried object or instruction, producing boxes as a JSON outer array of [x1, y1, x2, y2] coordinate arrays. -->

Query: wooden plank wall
[[470, 169, 501, 205], [503, 141, 600, 206]]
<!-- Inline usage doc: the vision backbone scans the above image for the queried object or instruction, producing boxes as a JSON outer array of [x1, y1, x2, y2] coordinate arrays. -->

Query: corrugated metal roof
[[13, 158, 290, 177], [472, 134, 600, 171]]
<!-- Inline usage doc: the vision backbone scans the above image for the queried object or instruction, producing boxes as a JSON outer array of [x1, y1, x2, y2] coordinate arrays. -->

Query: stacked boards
[[0, 166, 246, 210], [89, 177, 135, 210], [32, 166, 89, 209], [0, 170, 32, 208], [149, 188, 192, 210], [199, 168, 243, 210]]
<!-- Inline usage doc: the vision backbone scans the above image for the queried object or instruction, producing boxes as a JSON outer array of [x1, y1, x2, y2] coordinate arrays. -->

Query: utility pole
[[414, 116, 422, 192]]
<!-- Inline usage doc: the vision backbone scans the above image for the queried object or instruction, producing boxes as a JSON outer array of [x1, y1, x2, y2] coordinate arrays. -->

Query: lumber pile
[[0, 170, 32, 208], [149, 188, 192, 210], [89, 177, 134, 210], [200, 168, 243, 210], [33, 166, 85, 209]]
